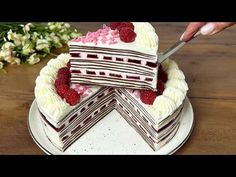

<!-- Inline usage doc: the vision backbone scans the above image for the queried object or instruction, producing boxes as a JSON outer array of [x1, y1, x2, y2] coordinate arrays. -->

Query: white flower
[[21, 40, 35, 56], [49, 24, 56, 30], [4, 56, 21, 65], [48, 22, 54, 26], [0, 49, 11, 60], [64, 23, 70, 28], [59, 29, 65, 33], [55, 22, 63, 29], [70, 32, 82, 38], [0, 61, 3, 69], [27, 53, 40, 65], [36, 39, 50, 53], [49, 33, 63, 48], [59, 33, 70, 42], [31, 32, 39, 43], [7, 30, 22, 46], [23, 23, 33, 33], [1, 42, 15, 50], [45, 35, 52, 43]]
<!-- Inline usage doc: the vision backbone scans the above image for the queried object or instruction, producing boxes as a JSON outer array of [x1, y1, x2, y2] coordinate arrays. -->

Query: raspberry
[[110, 22, 122, 30], [64, 89, 80, 106], [117, 22, 134, 31], [140, 90, 157, 105], [156, 79, 165, 96], [67, 61, 71, 69], [57, 74, 70, 80], [119, 27, 136, 43], [55, 77, 70, 88], [56, 85, 70, 98], [58, 67, 71, 76], [158, 65, 168, 83]]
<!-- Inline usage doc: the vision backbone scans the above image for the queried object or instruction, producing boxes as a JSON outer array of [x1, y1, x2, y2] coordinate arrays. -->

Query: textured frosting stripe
[[116, 93, 181, 139], [70, 60, 156, 72], [60, 105, 115, 150], [69, 46, 157, 60], [72, 65, 153, 76], [71, 78, 155, 91], [60, 93, 116, 138]]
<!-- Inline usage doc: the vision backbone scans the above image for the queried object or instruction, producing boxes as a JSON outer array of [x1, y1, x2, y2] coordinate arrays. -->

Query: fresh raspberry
[[156, 79, 165, 96], [57, 74, 70, 80], [56, 85, 70, 98], [55, 77, 70, 88], [117, 22, 134, 31], [67, 61, 71, 69], [119, 27, 136, 43], [158, 65, 168, 83], [58, 67, 71, 76], [110, 22, 122, 30], [64, 89, 80, 106], [140, 90, 157, 105]]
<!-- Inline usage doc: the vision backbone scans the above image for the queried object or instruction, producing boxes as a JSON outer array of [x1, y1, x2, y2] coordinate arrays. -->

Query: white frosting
[[161, 59, 179, 71], [153, 95, 177, 118], [133, 22, 159, 50], [47, 58, 67, 70], [39, 65, 58, 78], [167, 68, 185, 80], [69, 22, 158, 56], [35, 75, 55, 85], [165, 79, 188, 94], [163, 87, 185, 108]]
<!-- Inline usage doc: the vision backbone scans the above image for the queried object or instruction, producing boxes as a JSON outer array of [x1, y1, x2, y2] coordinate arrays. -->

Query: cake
[[69, 22, 159, 91], [34, 53, 188, 152]]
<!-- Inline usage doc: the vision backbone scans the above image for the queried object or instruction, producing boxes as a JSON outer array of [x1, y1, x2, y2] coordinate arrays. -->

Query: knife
[[158, 31, 202, 63]]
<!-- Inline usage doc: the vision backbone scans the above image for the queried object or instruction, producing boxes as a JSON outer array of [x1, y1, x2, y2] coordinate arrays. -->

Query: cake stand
[[28, 97, 194, 155]]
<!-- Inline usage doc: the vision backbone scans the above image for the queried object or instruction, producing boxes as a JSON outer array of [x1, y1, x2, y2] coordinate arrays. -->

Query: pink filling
[[71, 24, 119, 45]]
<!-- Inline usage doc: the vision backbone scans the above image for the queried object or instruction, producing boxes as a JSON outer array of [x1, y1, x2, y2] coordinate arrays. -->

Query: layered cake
[[34, 53, 188, 151], [69, 22, 159, 91]]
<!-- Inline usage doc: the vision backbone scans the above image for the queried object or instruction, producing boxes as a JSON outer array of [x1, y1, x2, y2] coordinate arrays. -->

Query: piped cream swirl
[[133, 22, 159, 50]]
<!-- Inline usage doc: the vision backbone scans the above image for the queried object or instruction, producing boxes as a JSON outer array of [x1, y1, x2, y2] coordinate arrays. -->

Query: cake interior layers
[[69, 45, 158, 91], [39, 87, 183, 151]]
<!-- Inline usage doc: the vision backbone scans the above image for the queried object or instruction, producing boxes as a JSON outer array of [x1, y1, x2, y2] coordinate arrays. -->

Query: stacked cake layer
[[69, 22, 159, 91]]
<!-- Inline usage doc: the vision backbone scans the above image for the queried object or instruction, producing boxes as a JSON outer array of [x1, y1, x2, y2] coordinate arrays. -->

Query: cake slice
[[34, 54, 188, 152], [69, 22, 159, 91]]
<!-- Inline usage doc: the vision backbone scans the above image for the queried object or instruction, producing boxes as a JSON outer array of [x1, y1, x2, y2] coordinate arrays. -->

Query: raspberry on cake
[[34, 54, 188, 152], [68, 22, 159, 91]]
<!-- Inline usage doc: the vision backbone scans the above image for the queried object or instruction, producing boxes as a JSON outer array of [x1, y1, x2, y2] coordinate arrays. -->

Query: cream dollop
[[35, 75, 55, 85], [163, 87, 185, 107], [167, 68, 185, 80], [147, 106, 162, 120], [161, 59, 179, 71], [40, 65, 58, 78], [153, 95, 177, 118], [133, 22, 159, 50], [165, 79, 188, 94], [47, 54, 69, 70]]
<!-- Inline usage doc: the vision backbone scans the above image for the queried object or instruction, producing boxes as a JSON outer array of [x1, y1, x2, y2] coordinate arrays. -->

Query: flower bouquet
[[0, 22, 82, 70]]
